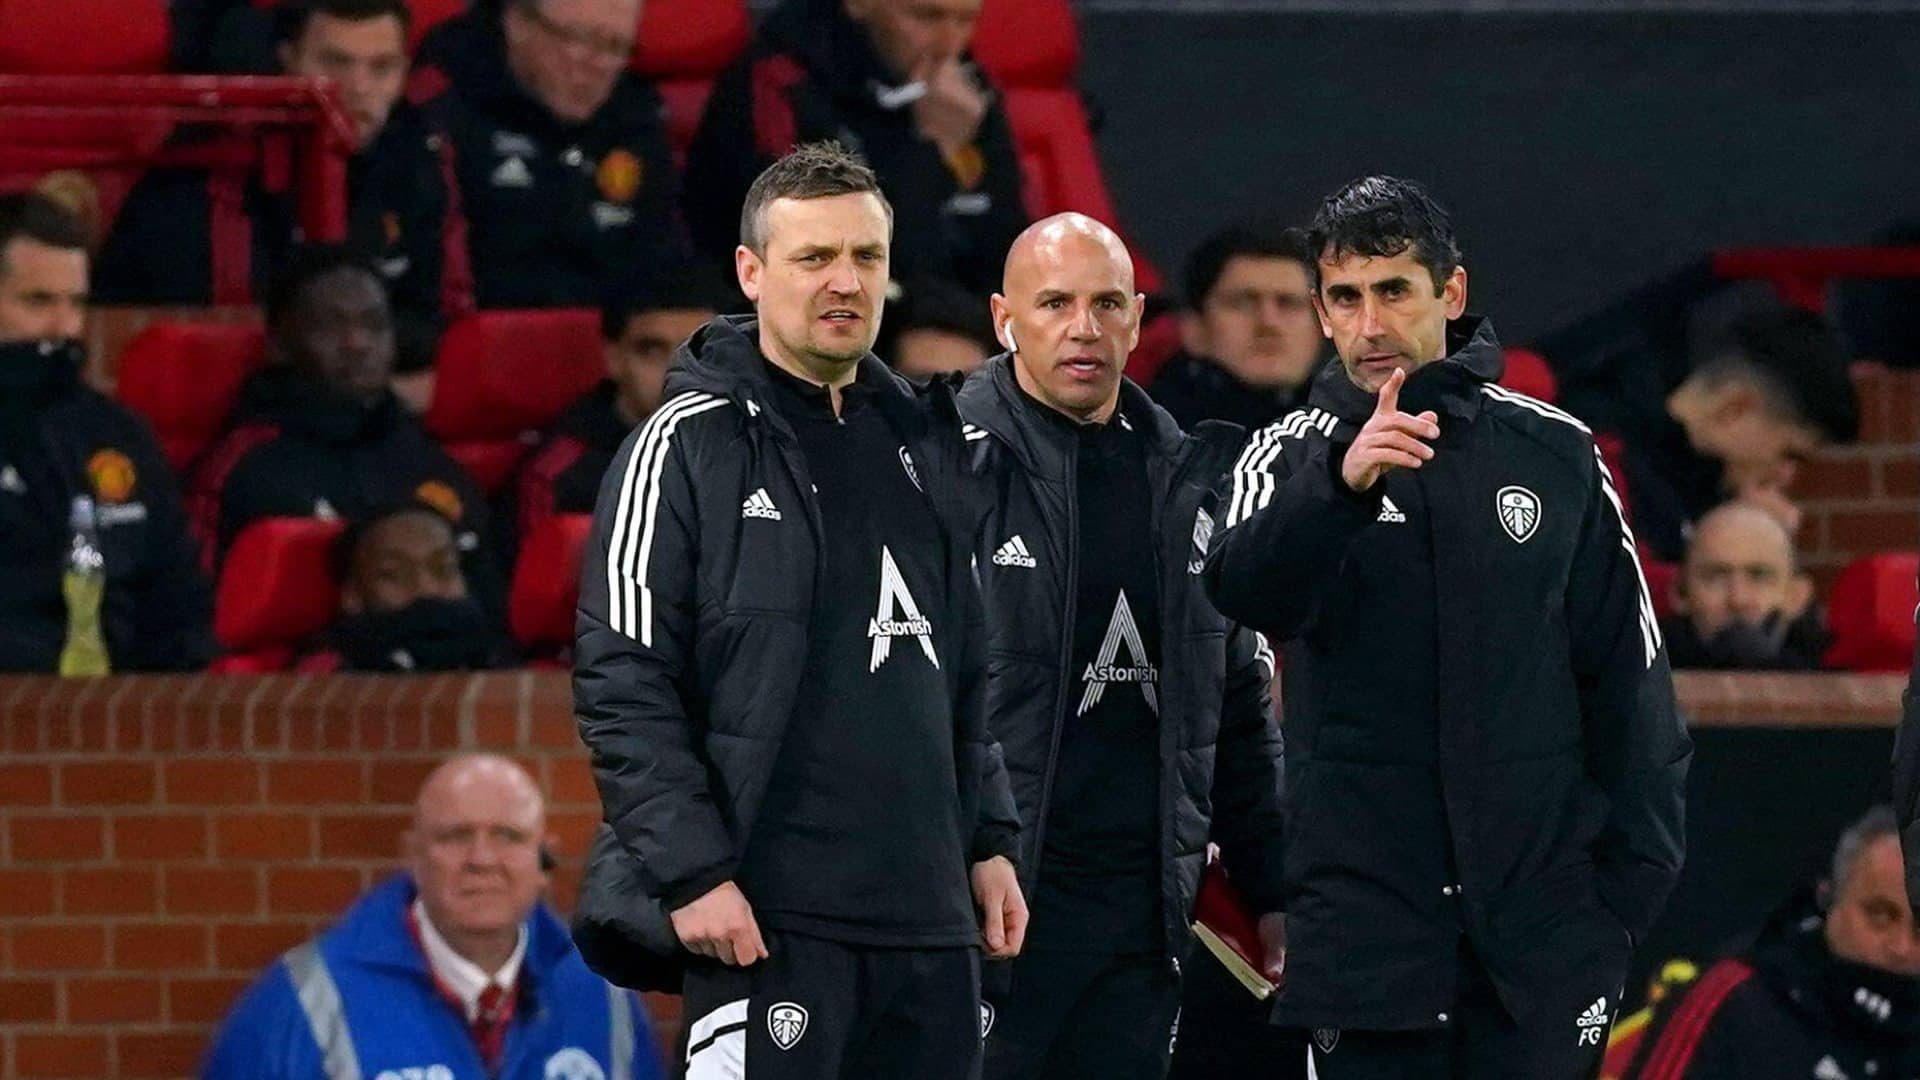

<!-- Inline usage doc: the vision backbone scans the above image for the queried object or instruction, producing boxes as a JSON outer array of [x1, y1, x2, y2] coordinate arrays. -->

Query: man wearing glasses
[[413, 0, 688, 309]]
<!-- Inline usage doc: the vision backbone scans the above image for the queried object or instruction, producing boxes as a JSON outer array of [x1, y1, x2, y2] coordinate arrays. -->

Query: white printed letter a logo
[[868, 546, 940, 672]]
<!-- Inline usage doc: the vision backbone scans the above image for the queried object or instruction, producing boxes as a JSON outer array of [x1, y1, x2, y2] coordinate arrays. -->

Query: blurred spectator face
[[0, 235, 87, 343], [606, 306, 712, 424], [407, 756, 548, 954], [503, 0, 638, 125], [737, 193, 891, 371], [1184, 254, 1322, 391], [1825, 833, 1920, 978], [281, 266, 396, 407], [1683, 377, 1823, 497], [844, 0, 982, 80], [893, 327, 987, 381], [341, 509, 468, 615], [994, 217, 1142, 422], [1675, 503, 1810, 642], [281, 11, 409, 146], [1314, 247, 1466, 394]]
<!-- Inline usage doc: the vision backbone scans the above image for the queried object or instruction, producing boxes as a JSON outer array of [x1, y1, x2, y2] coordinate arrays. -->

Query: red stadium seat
[[445, 440, 532, 496], [1498, 347, 1559, 404], [425, 309, 604, 441], [510, 513, 594, 651], [116, 321, 268, 473], [1823, 553, 1919, 673], [630, 0, 750, 162], [973, 0, 1080, 88], [406, 0, 469, 51], [0, 0, 170, 74], [214, 517, 346, 659], [999, 88, 1162, 294], [1642, 556, 1678, 623]]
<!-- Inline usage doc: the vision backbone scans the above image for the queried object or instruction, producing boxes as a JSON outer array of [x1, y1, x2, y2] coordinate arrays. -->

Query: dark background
[[1076, 10, 1920, 342]]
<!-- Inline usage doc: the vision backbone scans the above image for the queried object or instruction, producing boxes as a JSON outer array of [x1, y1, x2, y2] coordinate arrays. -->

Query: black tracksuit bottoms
[[678, 929, 982, 1080], [983, 950, 1183, 1080]]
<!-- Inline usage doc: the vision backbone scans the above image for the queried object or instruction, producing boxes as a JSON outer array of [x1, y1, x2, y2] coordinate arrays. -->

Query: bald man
[[1663, 501, 1828, 670], [204, 754, 663, 1080], [957, 213, 1287, 1079]]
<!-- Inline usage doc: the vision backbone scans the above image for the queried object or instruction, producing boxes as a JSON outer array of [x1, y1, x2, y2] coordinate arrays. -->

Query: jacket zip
[[1025, 442, 1078, 904]]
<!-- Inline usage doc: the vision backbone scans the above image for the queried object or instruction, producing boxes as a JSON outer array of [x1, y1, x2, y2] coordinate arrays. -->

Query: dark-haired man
[[1203, 176, 1691, 1078], [1149, 224, 1326, 432], [572, 143, 1023, 1079], [191, 248, 498, 607], [0, 194, 213, 672], [513, 272, 731, 539], [684, 0, 1027, 300], [411, 0, 686, 310]]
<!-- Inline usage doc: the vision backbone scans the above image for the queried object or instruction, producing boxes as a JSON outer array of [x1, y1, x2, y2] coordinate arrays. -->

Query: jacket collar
[[337, 874, 575, 986], [957, 353, 1188, 482], [234, 367, 402, 447], [760, 0, 935, 110], [1308, 314, 1503, 427]]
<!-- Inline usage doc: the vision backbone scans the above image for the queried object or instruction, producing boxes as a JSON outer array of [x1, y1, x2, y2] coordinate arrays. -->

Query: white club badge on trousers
[[768, 1002, 809, 1050]]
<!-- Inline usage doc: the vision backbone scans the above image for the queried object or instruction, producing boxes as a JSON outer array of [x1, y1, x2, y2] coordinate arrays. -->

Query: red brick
[[1790, 455, 1871, 500], [63, 975, 164, 1023], [10, 924, 107, 971], [118, 1032, 206, 1079], [213, 813, 314, 861], [164, 865, 261, 917], [214, 921, 309, 970], [547, 811, 599, 854], [0, 761, 55, 805], [113, 922, 209, 971], [14, 1033, 109, 1079], [317, 811, 410, 859], [547, 757, 599, 806], [9, 815, 105, 863], [0, 869, 58, 917], [265, 758, 366, 805], [112, 813, 210, 861], [1882, 456, 1920, 499], [0, 977, 58, 1023], [168, 975, 251, 1024], [1825, 508, 1920, 552], [368, 758, 438, 804], [266, 866, 365, 916], [529, 710, 579, 749], [62, 866, 160, 916], [162, 758, 261, 805], [58, 759, 158, 805]]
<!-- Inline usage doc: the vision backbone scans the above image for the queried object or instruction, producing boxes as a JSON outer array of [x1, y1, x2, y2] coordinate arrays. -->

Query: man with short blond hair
[[204, 754, 661, 1080]]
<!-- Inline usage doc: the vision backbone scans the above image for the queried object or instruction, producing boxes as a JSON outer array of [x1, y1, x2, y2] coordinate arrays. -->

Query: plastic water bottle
[[58, 495, 110, 677]]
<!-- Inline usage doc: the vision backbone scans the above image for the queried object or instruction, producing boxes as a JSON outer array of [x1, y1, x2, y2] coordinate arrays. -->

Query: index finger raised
[[1375, 366, 1406, 416]]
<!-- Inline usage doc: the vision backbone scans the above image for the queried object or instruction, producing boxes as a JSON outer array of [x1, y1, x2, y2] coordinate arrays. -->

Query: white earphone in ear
[[1002, 322, 1019, 353]]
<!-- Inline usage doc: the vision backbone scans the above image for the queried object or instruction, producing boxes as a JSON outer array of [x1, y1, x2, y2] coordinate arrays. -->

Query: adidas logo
[[1814, 1055, 1850, 1080], [1575, 996, 1609, 1046], [991, 535, 1037, 568], [1377, 496, 1407, 524], [742, 488, 782, 521], [491, 155, 533, 188], [0, 464, 23, 494]]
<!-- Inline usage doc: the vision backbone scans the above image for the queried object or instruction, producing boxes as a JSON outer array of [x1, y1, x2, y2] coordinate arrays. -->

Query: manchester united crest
[[596, 149, 644, 204], [86, 448, 137, 504], [1496, 485, 1541, 544], [414, 480, 464, 522]]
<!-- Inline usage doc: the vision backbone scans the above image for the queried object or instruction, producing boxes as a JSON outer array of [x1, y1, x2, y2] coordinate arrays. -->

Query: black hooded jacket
[[956, 357, 1285, 962], [682, 0, 1026, 298], [1202, 317, 1692, 1030], [0, 343, 214, 672], [413, 10, 684, 309], [570, 315, 1019, 990]]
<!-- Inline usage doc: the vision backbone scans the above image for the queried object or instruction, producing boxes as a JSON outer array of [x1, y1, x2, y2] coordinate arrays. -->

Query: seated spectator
[[1661, 502, 1828, 671], [191, 247, 500, 607], [882, 277, 995, 381], [512, 271, 728, 537], [1150, 224, 1326, 431], [203, 753, 664, 1080], [298, 503, 510, 672], [0, 194, 213, 673], [411, 0, 686, 309], [685, 0, 1026, 299], [1611, 806, 1920, 1078], [1548, 288, 1858, 562], [99, 0, 449, 372]]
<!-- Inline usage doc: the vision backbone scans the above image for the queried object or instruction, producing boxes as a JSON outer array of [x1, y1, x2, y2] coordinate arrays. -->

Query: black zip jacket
[[682, 0, 1026, 298], [957, 358, 1286, 962], [570, 315, 1020, 991], [0, 344, 214, 672], [1202, 316, 1691, 1030], [413, 10, 685, 310]]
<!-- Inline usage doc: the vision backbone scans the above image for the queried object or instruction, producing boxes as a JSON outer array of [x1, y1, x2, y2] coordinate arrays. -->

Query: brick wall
[[0, 670, 1906, 1079], [1791, 365, 1920, 590]]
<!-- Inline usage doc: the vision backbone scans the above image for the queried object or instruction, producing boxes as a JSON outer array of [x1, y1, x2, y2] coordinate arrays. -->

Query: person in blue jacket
[[203, 753, 662, 1080]]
